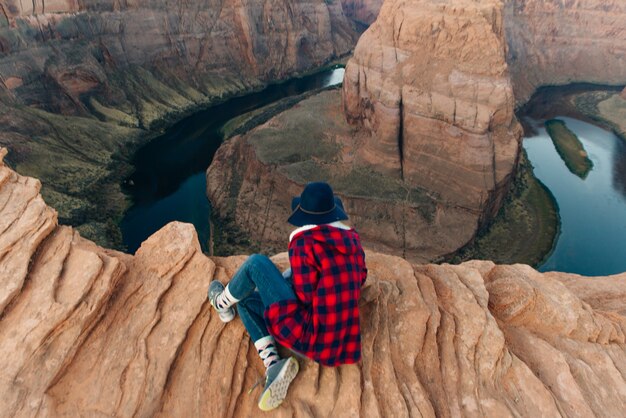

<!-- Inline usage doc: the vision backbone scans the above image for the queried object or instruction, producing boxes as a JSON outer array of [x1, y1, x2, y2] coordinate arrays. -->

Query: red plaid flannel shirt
[[264, 224, 367, 366]]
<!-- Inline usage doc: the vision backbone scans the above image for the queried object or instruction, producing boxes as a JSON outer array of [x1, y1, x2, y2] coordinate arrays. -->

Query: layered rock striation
[[343, 0, 521, 217], [2, 147, 626, 417], [0, 0, 358, 246], [0, 0, 356, 117]]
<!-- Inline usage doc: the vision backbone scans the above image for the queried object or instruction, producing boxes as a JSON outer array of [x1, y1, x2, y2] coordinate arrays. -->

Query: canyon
[[209, 0, 626, 261], [2, 147, 626, 417], [1, 1, 626, 416], [0, 0, 359, 247]]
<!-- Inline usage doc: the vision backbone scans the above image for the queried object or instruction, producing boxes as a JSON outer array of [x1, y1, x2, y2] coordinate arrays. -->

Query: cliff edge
[[2, 150, 626, 417]]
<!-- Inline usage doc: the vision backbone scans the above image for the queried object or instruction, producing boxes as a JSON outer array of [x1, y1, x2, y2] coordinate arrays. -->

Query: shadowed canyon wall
[[2, 147, 626, 417]]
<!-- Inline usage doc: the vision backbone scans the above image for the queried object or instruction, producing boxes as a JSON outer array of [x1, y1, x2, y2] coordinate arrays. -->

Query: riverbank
[[449, 151, 560, 267]]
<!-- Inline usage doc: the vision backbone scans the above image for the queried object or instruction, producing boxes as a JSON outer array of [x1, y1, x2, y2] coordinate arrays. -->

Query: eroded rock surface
[[2, 151, 626, 417]]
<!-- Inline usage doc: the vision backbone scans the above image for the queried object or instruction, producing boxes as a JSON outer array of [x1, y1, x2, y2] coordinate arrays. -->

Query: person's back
[[266, 223, 367, 366], [208, 182, 367, 411]]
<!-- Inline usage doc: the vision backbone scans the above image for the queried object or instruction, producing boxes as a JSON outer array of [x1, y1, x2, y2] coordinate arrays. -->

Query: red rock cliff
[[3, 147, 626, 417]]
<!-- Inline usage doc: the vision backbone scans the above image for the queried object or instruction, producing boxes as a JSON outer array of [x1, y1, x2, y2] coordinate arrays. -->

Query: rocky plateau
[[3, 149, 626, 417]]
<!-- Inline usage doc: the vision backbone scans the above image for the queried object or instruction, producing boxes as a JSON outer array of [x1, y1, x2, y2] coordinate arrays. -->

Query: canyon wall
[[2, 147, 626, 417], [0, 0, 356, 118], [0, 0, 358, 247], [504, 0, 626, 104]]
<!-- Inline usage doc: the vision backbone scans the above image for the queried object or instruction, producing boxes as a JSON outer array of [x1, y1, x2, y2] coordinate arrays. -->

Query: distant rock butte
[[343, 0, 520, 214], [3, 149, 626, 417]]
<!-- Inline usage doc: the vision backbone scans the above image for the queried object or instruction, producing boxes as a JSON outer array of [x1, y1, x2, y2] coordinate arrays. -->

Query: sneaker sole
[[258, 357, 299, 411]]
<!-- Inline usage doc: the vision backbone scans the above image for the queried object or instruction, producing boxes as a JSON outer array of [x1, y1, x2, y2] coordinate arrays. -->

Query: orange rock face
[[342, 0, 521, 216], [2, 150, 626, 416]]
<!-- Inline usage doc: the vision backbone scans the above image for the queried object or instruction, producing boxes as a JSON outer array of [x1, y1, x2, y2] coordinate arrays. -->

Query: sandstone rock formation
[[504, 0, 626, 104], [343, 0, 521, 216], [3, 147, 626, 417], [209, 0, 526, 261]]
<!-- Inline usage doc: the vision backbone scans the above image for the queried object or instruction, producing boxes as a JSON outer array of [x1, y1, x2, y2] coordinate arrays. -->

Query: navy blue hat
[[288, 182, 348, 227]]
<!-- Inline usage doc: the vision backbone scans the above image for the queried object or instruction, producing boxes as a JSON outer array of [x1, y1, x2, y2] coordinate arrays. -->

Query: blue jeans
[[228, 254, 296, 342]]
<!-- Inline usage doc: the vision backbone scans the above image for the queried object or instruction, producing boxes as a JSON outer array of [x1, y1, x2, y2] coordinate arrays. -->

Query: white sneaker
[[257, 357, 299, 411]]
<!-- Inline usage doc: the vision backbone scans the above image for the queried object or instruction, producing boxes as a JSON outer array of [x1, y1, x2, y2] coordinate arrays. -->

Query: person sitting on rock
[[208, 182, 368, 411]]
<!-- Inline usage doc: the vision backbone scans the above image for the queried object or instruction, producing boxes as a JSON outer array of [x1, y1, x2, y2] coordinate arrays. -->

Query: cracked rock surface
[[2, 148, 626, 417]]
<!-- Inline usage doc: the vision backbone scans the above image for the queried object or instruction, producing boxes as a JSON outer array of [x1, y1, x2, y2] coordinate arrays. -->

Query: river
[[120, 68, 346, 253], [524, 117, 626, 276]]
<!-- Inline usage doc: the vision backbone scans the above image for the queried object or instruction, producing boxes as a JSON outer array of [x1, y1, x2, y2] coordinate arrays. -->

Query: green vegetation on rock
[[545, 119, 593, 179], [450, 151, 559, 267]]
